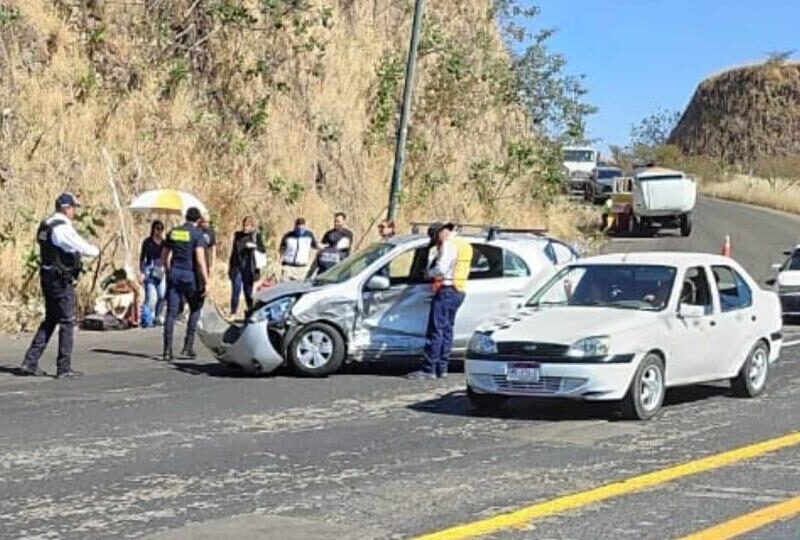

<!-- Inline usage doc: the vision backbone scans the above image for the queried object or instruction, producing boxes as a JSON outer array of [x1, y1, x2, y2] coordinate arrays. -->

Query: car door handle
[[709, 321, 716, 327], [751, 315, 757, 322]]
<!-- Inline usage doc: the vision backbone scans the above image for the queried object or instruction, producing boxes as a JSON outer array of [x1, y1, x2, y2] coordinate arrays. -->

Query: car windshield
[[598, 169, 622, 179], [313, 242, 395, 284], [527, 264, 677, 311], [637, 174, 684, 182], [788, 252, 800, 270], [564, 150, 596, 162]]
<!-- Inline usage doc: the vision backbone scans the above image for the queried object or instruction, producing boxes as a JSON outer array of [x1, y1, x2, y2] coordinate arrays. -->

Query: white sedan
[[465, 252, 783, 420], [769, 245, 800, 317]]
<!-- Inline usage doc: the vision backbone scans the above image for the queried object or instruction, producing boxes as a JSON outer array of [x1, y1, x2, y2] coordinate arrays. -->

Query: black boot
[[19, 364, 48, 377]]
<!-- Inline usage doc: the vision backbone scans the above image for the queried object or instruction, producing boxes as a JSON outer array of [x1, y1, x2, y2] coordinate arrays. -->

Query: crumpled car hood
[[253, 280, 323, 304]]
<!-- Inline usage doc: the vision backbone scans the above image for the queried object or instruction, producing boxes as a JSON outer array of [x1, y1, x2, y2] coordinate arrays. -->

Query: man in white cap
[[20, 193, 99, 379]]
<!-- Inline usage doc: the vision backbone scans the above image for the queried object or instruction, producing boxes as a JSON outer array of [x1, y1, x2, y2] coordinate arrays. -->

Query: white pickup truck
[[562, 146, 598, 197], [630, 166, 697, 237]]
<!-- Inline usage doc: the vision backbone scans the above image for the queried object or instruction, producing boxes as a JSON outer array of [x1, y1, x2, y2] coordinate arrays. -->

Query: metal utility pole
[[387, 0, 426, 222]]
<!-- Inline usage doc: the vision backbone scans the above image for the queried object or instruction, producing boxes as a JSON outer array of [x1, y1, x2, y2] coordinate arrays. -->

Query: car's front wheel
[[467, 386, 508, 411], [731, 341, 769, 397], [621, 353, 665, 420], [287, 322, 346, 377]]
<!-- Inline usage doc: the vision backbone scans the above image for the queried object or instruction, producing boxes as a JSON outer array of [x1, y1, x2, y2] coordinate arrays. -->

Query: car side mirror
[[678, 304, 706, 319], [366, 275, 390, 291], [765, 278, 776, 287], [783, 250, 791, 256], [771, 263, 783, 271]]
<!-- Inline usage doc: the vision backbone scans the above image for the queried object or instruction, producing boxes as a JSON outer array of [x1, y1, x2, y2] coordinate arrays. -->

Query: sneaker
[[160, 351, 174, 362], [19, 365, 48, 377], [406, 370, 437, 380], [180, 348, 197, 359], [56, 370, 83, 379], [437, 372, 448, 379]]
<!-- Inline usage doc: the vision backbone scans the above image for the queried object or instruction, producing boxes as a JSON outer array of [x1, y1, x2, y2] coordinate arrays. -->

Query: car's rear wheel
[[288, 322, 345, 377], [731, 341, 769, 397], [467, 386, 508, 411], [680, 213, 692, 237], [621, 353, 665, 420]]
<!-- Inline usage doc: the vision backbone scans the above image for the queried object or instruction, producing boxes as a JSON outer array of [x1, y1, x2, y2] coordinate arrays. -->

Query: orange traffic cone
[[721, 235, 732, 257]]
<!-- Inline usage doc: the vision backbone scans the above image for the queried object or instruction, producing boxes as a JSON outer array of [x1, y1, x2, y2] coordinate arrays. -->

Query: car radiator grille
[[491, 375, 587, 395], [496, 342, 569, 358]]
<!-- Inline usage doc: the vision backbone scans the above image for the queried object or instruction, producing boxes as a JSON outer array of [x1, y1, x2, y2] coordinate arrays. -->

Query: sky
[[528, 0, 798, 154]]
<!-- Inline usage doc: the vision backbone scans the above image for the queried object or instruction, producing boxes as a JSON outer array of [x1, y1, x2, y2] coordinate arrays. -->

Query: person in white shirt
[[20, 193, 99, 379], [279, 217, 319, 281]]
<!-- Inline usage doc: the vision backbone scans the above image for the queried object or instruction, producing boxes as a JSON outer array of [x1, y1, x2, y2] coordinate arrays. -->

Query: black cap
[[55, 192, 81, 209], [427, 222, 455, 246]]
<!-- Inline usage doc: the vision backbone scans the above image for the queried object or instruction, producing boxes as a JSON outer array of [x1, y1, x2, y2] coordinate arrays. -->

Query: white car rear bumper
[[465, 357, 638, 401]]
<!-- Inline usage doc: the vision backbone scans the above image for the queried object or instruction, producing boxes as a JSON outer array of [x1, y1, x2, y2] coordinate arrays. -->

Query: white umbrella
[[129, 189, 208, 215]]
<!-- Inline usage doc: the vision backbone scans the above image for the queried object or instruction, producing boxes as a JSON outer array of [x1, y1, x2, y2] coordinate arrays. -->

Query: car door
[[710, 264, 757, 377], [670, 266, 721, 384], [356, 245, 431, 357], [453, 243, 532, 348]]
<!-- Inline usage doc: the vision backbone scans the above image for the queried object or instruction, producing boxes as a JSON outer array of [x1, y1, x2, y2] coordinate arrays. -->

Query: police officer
[[20, 193, 99, 379], [162, 207, 209, 362]]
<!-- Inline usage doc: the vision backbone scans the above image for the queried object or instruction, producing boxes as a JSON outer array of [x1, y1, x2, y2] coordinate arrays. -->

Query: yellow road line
[[679, 495, 800, 540], [415, 432, 800, 540]]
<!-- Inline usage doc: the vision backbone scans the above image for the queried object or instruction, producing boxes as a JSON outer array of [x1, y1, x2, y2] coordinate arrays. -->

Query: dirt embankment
[[669, 62, 800, 165], [0, 1, 589, 331]]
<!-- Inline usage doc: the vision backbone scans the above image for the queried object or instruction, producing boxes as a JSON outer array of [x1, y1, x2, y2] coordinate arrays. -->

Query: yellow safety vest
[[452, 238, 473, 293]]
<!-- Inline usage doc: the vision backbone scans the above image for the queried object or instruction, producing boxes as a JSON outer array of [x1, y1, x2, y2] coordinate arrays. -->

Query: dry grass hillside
[[0, 1, 590, 331], [668, 62, 800, 164]]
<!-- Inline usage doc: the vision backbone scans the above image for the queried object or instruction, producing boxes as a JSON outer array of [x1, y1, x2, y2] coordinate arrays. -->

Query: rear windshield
[[598, 169, 622, 179]]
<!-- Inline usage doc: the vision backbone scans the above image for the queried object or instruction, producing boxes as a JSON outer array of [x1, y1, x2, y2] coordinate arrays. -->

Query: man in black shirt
[[162, 207, 209, 362], [321, 212, 354, 260]]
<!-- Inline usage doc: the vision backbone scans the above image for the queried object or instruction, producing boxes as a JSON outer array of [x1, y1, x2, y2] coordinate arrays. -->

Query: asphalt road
[[1, 197, 799, 540]]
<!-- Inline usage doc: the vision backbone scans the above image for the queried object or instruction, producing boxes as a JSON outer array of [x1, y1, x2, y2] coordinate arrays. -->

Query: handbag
[[254, 249, 267, 270]]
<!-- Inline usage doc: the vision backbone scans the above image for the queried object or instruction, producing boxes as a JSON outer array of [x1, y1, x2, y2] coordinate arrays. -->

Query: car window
[[681, 266, 713, 314], [470, 244, 503, 280], [549, 241, 578, 265], [383, 249, 415, 285], [503, 249, 530, 277], [788, 251, 800, 270], [712, 265, 753, 312]]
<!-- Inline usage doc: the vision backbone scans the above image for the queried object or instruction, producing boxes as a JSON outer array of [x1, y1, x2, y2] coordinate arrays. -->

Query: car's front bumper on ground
[[198, 304, 285, 374], [465, 357, 638, 401]]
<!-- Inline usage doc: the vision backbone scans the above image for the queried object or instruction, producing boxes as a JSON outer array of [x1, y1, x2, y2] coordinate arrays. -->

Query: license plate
[[506, 363, 541, 383]]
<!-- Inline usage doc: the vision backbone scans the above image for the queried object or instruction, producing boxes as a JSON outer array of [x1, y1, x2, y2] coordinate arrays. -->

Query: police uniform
[[21, 194, 99, 378], [163, 222, 207, 358]]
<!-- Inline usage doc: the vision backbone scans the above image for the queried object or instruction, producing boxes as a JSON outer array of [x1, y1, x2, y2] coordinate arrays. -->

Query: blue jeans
[[163, 269, 205, 354], [422, 287, 465, 376], [143, 275, 166, 326], [230, 270, 255, 315]]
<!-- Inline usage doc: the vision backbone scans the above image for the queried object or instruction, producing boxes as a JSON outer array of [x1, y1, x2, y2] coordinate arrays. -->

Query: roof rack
[[486, 227, 548, 241], [409, 222, 548, 241]]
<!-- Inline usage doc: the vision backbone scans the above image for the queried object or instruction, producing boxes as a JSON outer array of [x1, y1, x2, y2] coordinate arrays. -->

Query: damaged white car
[[198, 228, 579, 376], [465, 253, 783, 420]]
